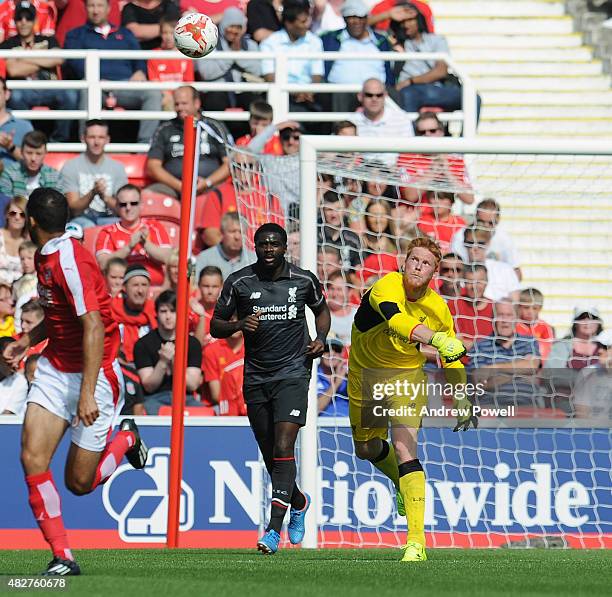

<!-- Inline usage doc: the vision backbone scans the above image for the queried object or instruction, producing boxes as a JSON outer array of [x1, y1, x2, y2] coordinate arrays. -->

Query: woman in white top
[[0, 196, 28, 284]]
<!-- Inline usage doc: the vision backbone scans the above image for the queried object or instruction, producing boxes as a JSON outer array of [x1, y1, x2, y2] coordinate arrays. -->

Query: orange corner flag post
[[167, 115, 196, 548]]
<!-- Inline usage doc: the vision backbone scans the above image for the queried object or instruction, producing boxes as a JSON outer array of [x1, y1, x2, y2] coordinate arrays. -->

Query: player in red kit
[[1, 188, 148, 576]]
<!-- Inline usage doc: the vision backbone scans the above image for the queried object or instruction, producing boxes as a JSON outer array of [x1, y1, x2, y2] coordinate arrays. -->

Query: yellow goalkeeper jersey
[[350, 272, 463, 372]]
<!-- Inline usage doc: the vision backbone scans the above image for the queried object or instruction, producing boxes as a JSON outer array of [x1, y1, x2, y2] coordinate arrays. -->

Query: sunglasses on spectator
[[280, 132, 300, 142], [464, 241, 487, 248], [7, 210, 25, 218], [16, 14, 35, 22], [364, 92, 384, 99], [118, 201, 140, 208], [416, 128, 442, 135], [326, 344, 344, 354]]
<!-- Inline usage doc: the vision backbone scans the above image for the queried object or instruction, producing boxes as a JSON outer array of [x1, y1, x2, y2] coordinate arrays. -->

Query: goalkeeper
[[348, 238, 477, 563]]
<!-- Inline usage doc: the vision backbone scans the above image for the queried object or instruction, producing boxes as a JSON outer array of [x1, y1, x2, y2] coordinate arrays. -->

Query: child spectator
[[0, 281, 15, 337], [12, 240, 37, 331], [202, 321, 244, 411], [0, 336, 27, 417], [326, 270, 357, 346], [103, 256, 127, 298], [235, 101, 283, 155], [417, 192, 466, 254], [18, 298, 47, 360], [515, 288, 555, 363], [147, 15, 195, 111]]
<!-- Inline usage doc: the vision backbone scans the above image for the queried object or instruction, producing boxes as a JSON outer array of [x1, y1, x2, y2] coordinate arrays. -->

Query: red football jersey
[[235, 133, 284, 156], [95, 220, 171, 286], [147, 49, 195, 83], [516, 320, 555, 362], [35, 233, 119, 373], [449, 298, 494, 343], [218, 360, 246, 416]]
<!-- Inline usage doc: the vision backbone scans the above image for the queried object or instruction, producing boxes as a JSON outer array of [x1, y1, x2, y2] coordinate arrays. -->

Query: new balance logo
[[290, 409, 301, 416], [250, 292, 261, 299]]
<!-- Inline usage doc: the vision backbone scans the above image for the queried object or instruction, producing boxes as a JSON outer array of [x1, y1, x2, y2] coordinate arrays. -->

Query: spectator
[[195, 211, 255, 281], [147, 15, 195, 112], [23, 351, 40, 387], [246, 0, 282, 43], [103, 256, 127, 297], [54, 0, 123, 47], [469, 300, 541, 408], [451, 198, 522, 280], [110, 263, 157, 364], [317, 245, 343, 284], [0, 281, 15, 336], [95, 184, 172, 286], [216, 350, 246, 415], [0, 75, 33, 166], [12, 239, 37, 330], [196, 7, 262, 114], [326, 271, 357, 345], [17, 298, 47, 358], [572, 330, 612, 420], [463, 225, 520, 302], [391, 2, 481, 118], [436, 252, 464, 302], [318, 190, 361, 271], [361, 197, 396, 259], [317, 337, 348, 416], [64, 0, 162, 143], [202, 317, 245, 410], [0, 131, 63, 198], [321, 0, 394, 112], [398, 112, 474, 205], [193, 265, 223, 348], [0, 197, 27, 284], [417, 191, 466, 254], [0, 1, 76, 142], [121, 0, 180, 50], [351, 77, 414, 165], [235, 100, 283, 155], [62, 119, 128, 228], [134, 289, 202, 415], [0, 336, 28, 416], [146, 86, 231, 245], [0, 0, 57, 43], [545, 307, 603, 371], [369, 0, 434, 34], [449, 263, 493, 351], [332, 119, 357, 136], [180, 0, 243, 24], [260, 0, 325, 123], [247, 120, 303, 217], [515, 288, 555, 363]]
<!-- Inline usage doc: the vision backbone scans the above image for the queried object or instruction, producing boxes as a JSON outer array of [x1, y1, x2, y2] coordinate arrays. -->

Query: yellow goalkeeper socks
[[371, 440, 400, 489], [398, 460, 426, 546]]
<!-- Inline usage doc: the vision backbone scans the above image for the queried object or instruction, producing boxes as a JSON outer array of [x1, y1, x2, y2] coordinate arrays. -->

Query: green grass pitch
[[1, 548, 610, 596]]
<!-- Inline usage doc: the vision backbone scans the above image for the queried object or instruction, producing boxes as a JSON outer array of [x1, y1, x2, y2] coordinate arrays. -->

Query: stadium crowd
[[0, 0, 609, 421]]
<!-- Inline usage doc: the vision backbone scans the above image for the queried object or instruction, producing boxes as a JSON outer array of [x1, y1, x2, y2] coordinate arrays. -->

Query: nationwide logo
[[249, 292, 261, 299]]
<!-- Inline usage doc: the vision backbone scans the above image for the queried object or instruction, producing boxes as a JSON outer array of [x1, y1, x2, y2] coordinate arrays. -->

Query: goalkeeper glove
[[453, 397, 478, 432], [429, 332, 467, 363]]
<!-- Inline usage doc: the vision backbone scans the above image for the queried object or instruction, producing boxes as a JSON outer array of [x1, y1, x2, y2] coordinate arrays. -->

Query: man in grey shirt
[[195, 211, 255, 280], [391, 2, 481, 118], [62, 119, 128, 228]]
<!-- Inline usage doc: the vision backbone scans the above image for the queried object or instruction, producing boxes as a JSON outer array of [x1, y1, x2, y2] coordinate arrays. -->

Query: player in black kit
[[211, 223, 330, 554]]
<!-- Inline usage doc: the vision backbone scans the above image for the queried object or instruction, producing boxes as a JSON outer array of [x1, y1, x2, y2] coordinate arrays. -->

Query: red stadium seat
[[114, 153, 150, 187], [158, 405, 216, 416], [44, 152, 78, 172], [82, 225, 103, 257], [141, 190, 181, 224]]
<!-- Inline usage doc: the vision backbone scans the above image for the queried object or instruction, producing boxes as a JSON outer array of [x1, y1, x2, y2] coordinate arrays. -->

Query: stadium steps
[[431, 0, 612, 329]]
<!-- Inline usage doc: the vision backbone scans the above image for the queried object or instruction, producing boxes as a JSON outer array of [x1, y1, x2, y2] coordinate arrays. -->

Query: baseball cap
[[123, 264, 151, 283], [341, 0, 368, 18], [573, 305, 601, 320], [594, 330, 612, 348], [65, 222, 84, 241], [278, 122, 303, 135], [326, 336, 345, 353], [14, 1, 36, 20]]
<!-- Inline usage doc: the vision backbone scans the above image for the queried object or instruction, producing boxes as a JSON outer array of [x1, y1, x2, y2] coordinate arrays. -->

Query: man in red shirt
[[193, 265, 223, 349], [2, 188, 148, 576], [0, 0, 57, 42], [417, 192, 466, 254], [449, 263, 494, 351], [95, 184, 172, 286]]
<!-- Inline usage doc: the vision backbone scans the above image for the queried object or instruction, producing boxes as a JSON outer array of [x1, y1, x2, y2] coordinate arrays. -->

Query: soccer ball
[[174, 12, 218, 59]]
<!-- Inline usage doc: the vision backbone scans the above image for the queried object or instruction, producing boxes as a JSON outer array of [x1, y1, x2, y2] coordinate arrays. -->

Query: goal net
[[226, 136, 612, 549]]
